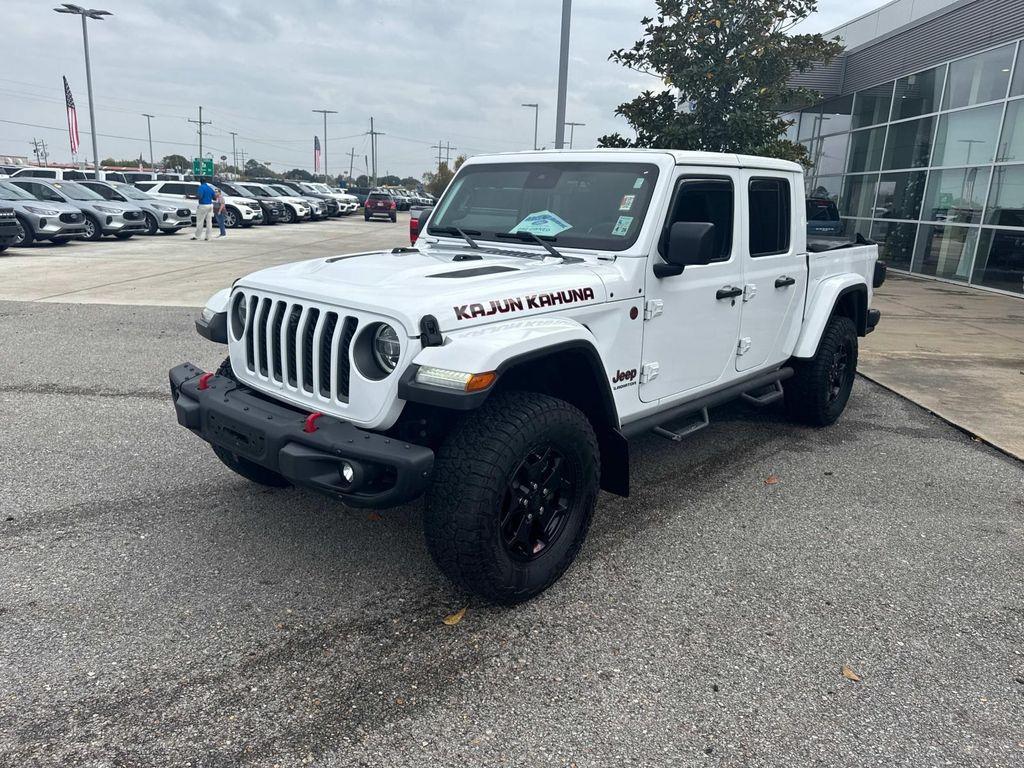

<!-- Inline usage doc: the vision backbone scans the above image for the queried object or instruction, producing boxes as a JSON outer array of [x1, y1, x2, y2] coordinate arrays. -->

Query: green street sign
[[192, 157, 214, 176]]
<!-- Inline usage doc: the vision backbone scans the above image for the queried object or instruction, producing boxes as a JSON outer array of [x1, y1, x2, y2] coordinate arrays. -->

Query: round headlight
[[372, 324, 400, 374], [230, 292, 247, 340]]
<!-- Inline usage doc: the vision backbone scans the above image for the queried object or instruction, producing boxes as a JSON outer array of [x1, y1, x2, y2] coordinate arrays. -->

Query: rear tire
[[424, 391, 599, 604], [209, 357, 290, 488], [223, 207, 239, 229], [785, 315, 858, 427]]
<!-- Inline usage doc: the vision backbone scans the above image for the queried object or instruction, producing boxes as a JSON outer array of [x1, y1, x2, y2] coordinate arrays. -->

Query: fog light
[[341, 461, 355, 484], [39, 218, 48, 228]]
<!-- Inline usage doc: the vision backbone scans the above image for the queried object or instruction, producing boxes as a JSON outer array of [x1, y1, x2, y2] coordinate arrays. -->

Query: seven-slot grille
[[59, 212, 82, 223], [241, 294, 359, 403], [123, 210, 143, 220]]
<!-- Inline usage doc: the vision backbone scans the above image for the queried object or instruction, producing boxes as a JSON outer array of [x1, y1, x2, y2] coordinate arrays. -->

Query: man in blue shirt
[[192, 177, 216, 241]]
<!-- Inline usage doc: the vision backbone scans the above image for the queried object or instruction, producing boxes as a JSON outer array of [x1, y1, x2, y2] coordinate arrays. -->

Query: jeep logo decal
[[612, 368, 637, 384], [454, 287, 596, 321]]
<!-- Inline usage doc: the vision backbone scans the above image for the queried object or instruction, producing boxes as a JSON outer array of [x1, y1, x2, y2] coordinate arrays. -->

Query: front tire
[[13, 215, 34, 246], [424, 391, 599, 604], [785, 315, 858, 427], [143, 212, 160, 235], [283, 206, 297, 224], [82, 214, 102, 241]]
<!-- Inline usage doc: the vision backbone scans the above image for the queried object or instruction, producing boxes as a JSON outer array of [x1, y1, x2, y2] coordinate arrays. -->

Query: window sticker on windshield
[[633, 177, 645, 189], [510, 210, 572, 237], [612, 216, 633, 237], [619, 194, 635, 211]]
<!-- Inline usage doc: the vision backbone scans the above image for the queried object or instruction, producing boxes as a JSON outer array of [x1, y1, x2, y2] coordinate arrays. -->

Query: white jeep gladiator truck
[[170, 150, 885, 604]]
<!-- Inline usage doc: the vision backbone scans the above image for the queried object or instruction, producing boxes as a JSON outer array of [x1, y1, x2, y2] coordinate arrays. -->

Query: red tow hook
[[303, 411, 324, 433], [197, 372, 214, 390]]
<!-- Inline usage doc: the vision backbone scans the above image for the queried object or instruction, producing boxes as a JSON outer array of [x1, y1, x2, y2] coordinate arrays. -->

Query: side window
[[37, 185, 64, 202], [659, 176, 734, 261], [748, 177, 791, 256], [135, 182, 155, 191]]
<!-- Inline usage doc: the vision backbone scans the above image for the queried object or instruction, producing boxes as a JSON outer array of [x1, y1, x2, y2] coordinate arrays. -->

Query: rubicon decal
[[454, 287, 596, 321]]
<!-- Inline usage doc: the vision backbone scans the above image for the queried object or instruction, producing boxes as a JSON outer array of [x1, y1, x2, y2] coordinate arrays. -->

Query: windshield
[[54, 181, 105, 201], [309, 183, 330, 193], [0, 181, 36, 200], [429, 162, 659, 251], [112, 183, 151, 201], [271, 186, 294, 196]]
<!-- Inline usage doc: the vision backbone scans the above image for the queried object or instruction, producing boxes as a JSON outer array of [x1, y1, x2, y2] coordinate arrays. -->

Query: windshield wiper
[[494, 231, 578, 262], [428, 225, 481, 249]]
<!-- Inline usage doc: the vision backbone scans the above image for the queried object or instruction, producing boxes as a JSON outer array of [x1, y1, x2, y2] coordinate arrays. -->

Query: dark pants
[[215, 210, 226, 236]]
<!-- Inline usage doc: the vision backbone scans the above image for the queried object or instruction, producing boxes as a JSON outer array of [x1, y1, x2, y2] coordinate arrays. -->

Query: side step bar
[[622, 367, 794, 440]]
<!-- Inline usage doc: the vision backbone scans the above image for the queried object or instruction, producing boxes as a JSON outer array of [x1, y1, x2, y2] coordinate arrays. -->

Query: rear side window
[[749, 177, 791, 256], [806, 198, 839, 222], [135, 182, 155, 191], [163, 183, 197, 196], [23, 170, 57, 179]]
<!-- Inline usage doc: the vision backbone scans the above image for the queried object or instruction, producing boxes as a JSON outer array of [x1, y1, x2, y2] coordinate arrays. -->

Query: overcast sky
[[3, 0, 877, 179]]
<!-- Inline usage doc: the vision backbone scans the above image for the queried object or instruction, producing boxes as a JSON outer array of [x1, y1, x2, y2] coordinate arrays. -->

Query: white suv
[[135, 180, 262, 228]]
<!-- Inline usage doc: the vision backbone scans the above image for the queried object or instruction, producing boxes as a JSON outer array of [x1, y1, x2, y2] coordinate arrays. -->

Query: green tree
[[161, 154, 189, 171], [243, 159, 276, 179], [354, 175, 371, 187], [285, 168, 314, 181], [379, 174, 402, 186], [598, 0, 843, 163], [422, 155, 466, 198]]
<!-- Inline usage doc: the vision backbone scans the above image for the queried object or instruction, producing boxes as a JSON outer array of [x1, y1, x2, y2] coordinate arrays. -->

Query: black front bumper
[[169, 363, 433, 508]]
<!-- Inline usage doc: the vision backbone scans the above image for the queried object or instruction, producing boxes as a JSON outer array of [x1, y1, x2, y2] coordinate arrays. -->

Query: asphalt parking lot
[[2, 225, 1023, 767]]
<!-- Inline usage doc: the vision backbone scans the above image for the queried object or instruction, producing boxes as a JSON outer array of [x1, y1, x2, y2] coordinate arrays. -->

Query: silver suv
[[79, 180, 191, 235], [0, 180, 87, 246], [9, 179, 145, 241]]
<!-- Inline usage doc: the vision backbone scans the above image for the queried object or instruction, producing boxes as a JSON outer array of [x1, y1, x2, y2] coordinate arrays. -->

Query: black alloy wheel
[[499, 445, 577, 561]]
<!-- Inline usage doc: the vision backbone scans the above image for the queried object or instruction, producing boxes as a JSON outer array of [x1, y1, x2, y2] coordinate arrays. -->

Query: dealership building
[[788, 0, 1024, 296]]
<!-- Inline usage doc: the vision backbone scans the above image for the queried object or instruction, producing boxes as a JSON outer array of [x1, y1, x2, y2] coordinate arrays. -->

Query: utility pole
[[54, 5, 112, 177], [368, 118, 385, 187], [554, 0, 572, 149], [188, 106, 212, 164], [431, 140, 444, 170], [40, 139, 50, 166], [445, 141, 456, 166], [565, 121, 585, 149], [312, 109, 337, 184], [239, 149, 247, 174], [364, 155, 369, 183], [229, 131, 238, 172], [521, 103, 539, 150], [141, 113, 155, 167], [31, 139, 41, 165], [346, 146, 356, 180]]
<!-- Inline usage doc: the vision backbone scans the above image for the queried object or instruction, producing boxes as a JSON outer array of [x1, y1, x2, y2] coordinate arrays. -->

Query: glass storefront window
[[846, 127, 885, 172], [1012, 44, 1024, 97], [780, 112, 800, 142], [892, 66, 946, 120], [943, 44, 1015, 109], [798, 107, 821, 141], [842, 218, 872, 240], [882, 116, 935, 169], [870, 221, 917, 269], [972, 228, 1024, 294], [932, 104, 1003, 166], [922, 166, 991, 224], [841, 174, 879, 218], [807, 175, 843, 203], [875, 171, 927, 220], [852, 83, 894, 129], [913, 224, 979, 280], [819, 95, 854, 135], [812, 133, 849, 176], [984, 165, 1024, 227], [996, 100, 1024, 162]]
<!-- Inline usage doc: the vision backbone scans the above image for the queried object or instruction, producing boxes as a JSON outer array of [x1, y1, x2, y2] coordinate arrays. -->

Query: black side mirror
[[655, 221, 716, 277]]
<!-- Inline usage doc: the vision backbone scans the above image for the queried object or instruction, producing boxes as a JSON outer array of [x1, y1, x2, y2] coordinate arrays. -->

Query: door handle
[[716, 286, 743, 300], [774, 276, 796, 288]]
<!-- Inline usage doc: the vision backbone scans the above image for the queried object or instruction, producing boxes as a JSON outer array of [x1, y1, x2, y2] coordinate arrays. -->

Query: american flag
[[63, 76, 80, 155], [314, 135, 321, 173]]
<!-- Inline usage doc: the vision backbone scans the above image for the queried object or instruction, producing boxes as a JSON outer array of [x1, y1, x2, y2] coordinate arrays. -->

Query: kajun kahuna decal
[[454, 287, 596, 321]]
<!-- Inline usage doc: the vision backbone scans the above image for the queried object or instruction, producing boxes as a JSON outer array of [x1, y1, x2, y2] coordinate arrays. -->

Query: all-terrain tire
[[424, 391, 599, 604], [209, 356, 290, 488], [785, 315, 858, 427]]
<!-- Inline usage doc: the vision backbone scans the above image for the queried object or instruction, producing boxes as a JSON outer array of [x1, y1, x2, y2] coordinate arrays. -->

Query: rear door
[[735, 172, 806, 372]]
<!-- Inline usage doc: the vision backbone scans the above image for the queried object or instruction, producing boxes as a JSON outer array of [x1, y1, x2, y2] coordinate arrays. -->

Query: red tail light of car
[[390, 202, 397, 210], [410, 216, 420, 244]]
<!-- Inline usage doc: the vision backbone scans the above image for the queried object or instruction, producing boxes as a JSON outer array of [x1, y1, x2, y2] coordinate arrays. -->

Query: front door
[[735, 173, 806, 372], [640, 169, 744, 402]]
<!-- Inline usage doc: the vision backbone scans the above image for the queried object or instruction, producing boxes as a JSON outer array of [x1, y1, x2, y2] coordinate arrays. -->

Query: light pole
[[142, 113, 154, 168], [312, 108, 337, 184], [54, 4, 111, 177], [554, 0, 572, 149], [565, 121, 585, 149], [521, 103, 539, 151]]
